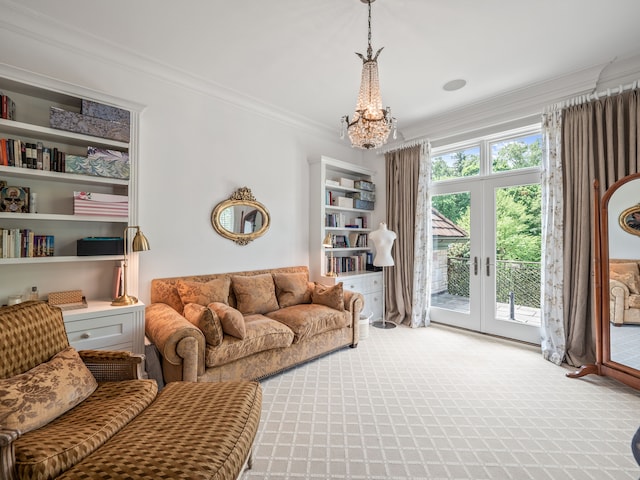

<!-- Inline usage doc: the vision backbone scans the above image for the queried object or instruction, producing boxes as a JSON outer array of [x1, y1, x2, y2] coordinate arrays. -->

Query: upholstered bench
[[57, 380, 262, 480]]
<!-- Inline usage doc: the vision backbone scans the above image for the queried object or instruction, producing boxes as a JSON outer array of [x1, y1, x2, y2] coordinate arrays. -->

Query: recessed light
[[443, 79, 467, 91]]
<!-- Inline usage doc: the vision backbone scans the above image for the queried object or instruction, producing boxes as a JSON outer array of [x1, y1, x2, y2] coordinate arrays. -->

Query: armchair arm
[[78, 350, 144, 381], [343, 290, 364, 347], [145, 303, 205, 383], [610, 279, 630, 326]]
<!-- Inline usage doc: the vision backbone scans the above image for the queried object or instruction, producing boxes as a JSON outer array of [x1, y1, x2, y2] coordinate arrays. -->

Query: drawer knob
[[81, 332, 91, 339]]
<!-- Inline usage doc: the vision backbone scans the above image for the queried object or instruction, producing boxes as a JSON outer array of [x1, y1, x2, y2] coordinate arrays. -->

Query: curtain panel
[[560, 89, 640, 367], [384, 143, 431, 327]]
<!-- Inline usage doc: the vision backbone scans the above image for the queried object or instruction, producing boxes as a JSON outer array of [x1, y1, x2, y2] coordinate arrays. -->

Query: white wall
[[0, 26, 364, 304]]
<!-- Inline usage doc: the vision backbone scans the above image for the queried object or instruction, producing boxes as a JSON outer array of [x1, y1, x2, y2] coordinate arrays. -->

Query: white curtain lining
[[545, 79, 640, 113]]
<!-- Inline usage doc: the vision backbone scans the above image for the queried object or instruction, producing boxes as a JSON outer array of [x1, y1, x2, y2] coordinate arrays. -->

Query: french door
[[429, 170, 541, 344]]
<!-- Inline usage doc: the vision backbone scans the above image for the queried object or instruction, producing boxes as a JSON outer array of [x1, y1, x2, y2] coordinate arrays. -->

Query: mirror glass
[[606, 177, 640, 371], [211, 187, 270, 245]]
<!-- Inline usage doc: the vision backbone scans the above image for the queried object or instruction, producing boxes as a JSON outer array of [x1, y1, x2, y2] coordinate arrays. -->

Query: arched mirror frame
[[568, 174, 640, 390], [211, 187, 270, 246]]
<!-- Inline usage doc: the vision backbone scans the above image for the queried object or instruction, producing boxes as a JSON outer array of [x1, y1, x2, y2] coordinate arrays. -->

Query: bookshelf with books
[[308, 156, 385, 322], [0, 65, 143, 312]]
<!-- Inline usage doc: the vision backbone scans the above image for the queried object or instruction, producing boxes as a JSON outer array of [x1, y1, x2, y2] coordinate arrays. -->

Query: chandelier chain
[[367, 0, 373, 59]]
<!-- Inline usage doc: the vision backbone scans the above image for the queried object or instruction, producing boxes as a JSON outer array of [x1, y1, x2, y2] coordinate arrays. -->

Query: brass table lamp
[[112, 226, 150, 306], [322, 233, 337, 277]]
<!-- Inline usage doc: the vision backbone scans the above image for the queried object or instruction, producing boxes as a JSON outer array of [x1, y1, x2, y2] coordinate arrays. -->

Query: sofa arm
[[343, 290, 364, 346], [0, 427, 19, 480], [78, 350, 144, 381], [145, 303, 205, 383], [610, 279, 630, 326]]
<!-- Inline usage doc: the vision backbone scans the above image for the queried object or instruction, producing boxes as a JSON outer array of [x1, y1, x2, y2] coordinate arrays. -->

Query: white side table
[[62, 300, 145, 357]]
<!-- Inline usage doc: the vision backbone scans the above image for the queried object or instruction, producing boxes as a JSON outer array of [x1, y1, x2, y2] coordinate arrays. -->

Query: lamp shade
[[132, 229, 150, 252]]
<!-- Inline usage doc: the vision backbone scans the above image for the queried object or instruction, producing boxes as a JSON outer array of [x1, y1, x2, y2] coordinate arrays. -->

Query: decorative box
[[354, 199, 374, 210], [347, 191, 376, 202], [336, 197, 354, 208], [81, 100, 130, 125], [355, 180, 375, 191], [325, 180, 340, 187], [73, 191, 128, 217], [65, 148, 129, 180], [77, 237, 124, 256], [339, 178, 355, 188], [50, 107, 130, 142]]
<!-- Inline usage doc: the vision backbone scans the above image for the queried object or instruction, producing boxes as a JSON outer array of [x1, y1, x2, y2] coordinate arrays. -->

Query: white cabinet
[[309, 156, 384, 321], [0, 65, 142, 304], [63, 301, 145, 355]]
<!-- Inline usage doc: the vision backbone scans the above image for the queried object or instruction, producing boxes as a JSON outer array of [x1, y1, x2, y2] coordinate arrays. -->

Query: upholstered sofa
[[610, 259, 640, 326], [0, 301, 262, 480], [145, 266, 364, 383]]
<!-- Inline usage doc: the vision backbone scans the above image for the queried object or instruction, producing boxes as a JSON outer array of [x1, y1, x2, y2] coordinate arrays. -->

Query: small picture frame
[[0, 185, 29, 213], [619, 203, 640, 236]]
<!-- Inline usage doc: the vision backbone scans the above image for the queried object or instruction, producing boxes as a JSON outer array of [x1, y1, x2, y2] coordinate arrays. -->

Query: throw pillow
[[272, 272, 312, 308], [610, 263, 640, 294], [231, 274, 279, 315], [209, 302, 246, 339], [176, 277, 231, 307], [0, 346, 98, 434], [312, 282, 345, 311], [183, 303, 224, 347]]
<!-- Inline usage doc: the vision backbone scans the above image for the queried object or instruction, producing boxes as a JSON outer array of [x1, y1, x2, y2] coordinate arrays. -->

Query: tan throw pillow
[[610, 263, 640, 294], [273, 272, 312, 308], [0, 346, 98, 434], [611, 271, 640, 294], [209, 302, 246, 339], [231, 274, 279, 314], [312, 282, 345, 311], [176, 277, 231, 307], [183, 303, 224, 347]]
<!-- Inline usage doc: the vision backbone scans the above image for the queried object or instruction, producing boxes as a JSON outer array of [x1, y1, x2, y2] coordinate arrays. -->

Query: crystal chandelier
[[340, 0, 397, 150]]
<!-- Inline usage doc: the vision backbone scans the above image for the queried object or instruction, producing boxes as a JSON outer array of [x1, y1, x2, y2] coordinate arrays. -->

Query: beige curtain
[[384, 144, 430, 326], [562, 89, 640, 366]]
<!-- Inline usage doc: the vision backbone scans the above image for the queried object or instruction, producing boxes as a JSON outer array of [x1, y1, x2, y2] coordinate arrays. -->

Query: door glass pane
[[431, 192, 470, 312], [490, 133, 542, 173], [431, 146, 480, 181], [493, 184, 541, 325]]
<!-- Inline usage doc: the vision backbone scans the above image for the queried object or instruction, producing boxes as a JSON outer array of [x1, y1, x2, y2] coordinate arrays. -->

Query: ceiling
[[11, 0, 640, 141]]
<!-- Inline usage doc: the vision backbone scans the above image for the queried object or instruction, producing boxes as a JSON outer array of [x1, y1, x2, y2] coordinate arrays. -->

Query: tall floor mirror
[[568, 173, 640, 390]]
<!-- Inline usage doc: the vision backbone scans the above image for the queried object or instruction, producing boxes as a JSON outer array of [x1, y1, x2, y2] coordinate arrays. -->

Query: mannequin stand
[[372, 317, 396, 329]]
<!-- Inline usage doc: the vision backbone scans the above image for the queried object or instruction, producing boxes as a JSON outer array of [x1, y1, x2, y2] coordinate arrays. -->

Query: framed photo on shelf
[[619, 203, 640, 236], [0, 185, 29, 213]]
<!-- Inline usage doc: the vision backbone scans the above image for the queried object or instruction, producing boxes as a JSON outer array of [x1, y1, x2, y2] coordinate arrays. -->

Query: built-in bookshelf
[[0, 64, 142, 305], [309, 156, 384, 321]]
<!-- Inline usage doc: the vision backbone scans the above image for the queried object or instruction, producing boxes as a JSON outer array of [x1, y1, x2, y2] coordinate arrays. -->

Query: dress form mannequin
[[369, 223, 396, 329], [369, 223, 396, 266]]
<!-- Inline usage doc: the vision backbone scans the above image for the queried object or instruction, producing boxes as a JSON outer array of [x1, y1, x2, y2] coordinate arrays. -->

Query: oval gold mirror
[[211, 187, 270, 245]]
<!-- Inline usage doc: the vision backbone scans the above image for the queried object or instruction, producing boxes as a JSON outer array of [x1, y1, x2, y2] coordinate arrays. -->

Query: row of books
[[0, 138, 70, 171], [325, 213, 368, 228], [0, 94, 16, 120], [327, 233, 368, 248], [1, 228, 54, 258], [326, 253, 369, 275]]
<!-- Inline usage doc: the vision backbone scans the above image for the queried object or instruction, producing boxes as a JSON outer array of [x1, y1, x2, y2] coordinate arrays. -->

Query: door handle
[[486, 257, 490, 276], [467, 257, 479, 275]]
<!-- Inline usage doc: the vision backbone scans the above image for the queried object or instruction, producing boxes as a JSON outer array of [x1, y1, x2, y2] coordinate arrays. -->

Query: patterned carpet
[[245, 323, 640, 480]]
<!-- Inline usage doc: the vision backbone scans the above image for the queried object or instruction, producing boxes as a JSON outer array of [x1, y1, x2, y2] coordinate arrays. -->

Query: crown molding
[[0, 0, 339, 143]]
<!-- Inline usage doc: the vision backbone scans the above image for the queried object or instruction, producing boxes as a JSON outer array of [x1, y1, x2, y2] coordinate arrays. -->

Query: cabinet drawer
[[342, 276, 367, 293], [363, 291, 384, 321], [65, 312, 134, 351]]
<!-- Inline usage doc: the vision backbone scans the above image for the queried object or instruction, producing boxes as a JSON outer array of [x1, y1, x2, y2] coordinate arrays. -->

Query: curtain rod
[[376, 138, 428, 155], [545, 79, 640, 113]]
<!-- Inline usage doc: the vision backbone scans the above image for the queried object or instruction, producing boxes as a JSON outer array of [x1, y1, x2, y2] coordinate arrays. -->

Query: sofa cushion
[[176, 277, 231, 307], [205, 314, 294, 368], [629, 294, 640, 309], [266, 304, 350, 343], [231, 273, 279, 314], [611, 270, 640, 294], [0, 346, 98, 435], [13, 379, 157, 480], [183, 303, 224, 347], [210, 302, 246, 339], [311, 282, 345, 311], [273, 272, 312, 308]]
